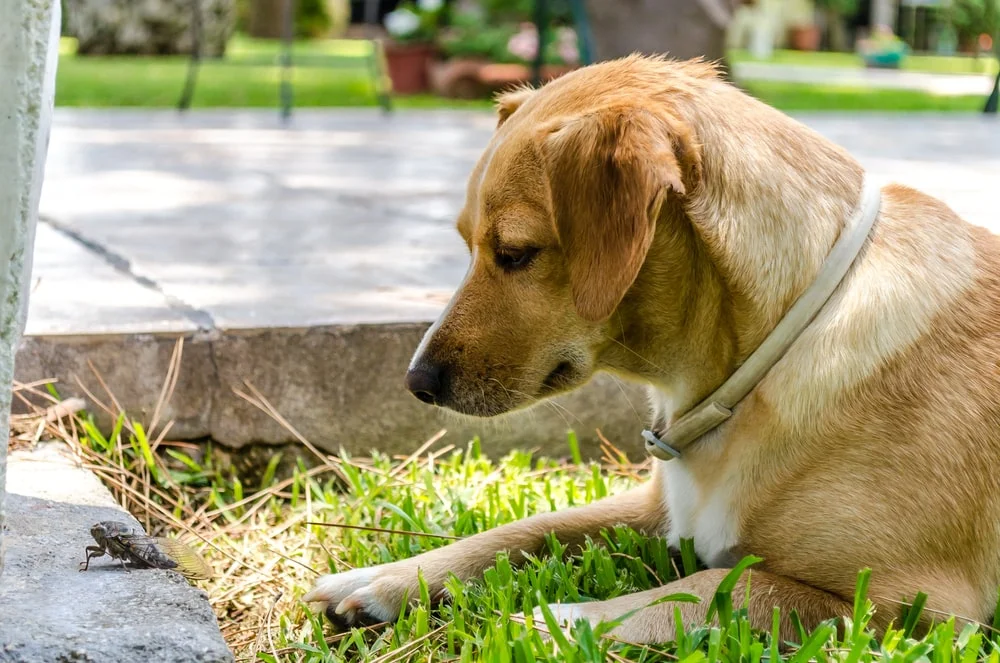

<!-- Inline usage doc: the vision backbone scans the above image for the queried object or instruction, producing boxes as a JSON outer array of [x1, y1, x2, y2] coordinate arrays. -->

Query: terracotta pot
[[384, 41, 436, 94], [429, 58, 492, 99], [788, 25, 821, 51], [429, 59, 577, 99], [478, 63, 575, 88]]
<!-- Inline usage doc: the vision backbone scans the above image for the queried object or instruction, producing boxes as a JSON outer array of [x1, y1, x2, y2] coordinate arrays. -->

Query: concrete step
[[15, 326, 651, 458]]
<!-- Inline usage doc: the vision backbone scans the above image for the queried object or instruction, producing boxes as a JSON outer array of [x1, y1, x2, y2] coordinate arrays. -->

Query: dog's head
[[406, 61, 706, 417]]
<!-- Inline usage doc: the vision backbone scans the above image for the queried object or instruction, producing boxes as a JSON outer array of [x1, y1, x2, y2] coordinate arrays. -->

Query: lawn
[[54, 36, 992, 112], [17, 365, 1000, 663], [729, 47, 1000, 76], [739, 80, 986, 111]]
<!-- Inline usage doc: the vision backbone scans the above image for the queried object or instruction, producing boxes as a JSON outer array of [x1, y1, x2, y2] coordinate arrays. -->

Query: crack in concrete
[[38, 216, 217, 332]]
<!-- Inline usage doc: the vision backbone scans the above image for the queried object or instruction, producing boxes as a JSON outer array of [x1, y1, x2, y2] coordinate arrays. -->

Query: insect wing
[[117, 533, 179, 571], [154, 537, 213, 580]]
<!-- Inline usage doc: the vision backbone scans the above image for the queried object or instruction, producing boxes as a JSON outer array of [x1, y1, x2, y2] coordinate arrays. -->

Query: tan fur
[[305, 55, 1000, 641]]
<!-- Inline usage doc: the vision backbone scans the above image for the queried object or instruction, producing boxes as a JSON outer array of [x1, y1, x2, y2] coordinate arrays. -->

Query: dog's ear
[[538, 107, 695, 322], [495, 87, 534, 128]]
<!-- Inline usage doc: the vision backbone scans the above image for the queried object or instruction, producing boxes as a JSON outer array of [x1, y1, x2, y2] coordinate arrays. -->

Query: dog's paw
[[302, 565, 415, 628], [531, 602, 590, 628], [512, 602, 593, 638]]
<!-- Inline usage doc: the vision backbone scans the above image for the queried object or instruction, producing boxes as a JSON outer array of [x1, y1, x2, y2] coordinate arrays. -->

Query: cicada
[[78, 520, 213, 581]]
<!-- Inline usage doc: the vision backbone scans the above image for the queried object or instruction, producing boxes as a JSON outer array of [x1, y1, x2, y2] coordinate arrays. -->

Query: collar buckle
[[642, 429, 681, 460]]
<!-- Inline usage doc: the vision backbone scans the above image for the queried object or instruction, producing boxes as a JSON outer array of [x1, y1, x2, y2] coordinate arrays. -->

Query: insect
[[79, 520, 213, 581]]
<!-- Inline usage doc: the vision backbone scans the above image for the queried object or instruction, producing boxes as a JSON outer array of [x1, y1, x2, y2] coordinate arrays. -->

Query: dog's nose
[[405, 362, 443, 405]]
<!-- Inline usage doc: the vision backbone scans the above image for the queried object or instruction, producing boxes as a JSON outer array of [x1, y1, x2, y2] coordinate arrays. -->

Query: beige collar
[[643, 177, 883, 461]]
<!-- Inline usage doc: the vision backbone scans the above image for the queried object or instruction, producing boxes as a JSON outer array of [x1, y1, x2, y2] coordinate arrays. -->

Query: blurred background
[[57, 0, 1000, 110], [54, 0, 999, 111]]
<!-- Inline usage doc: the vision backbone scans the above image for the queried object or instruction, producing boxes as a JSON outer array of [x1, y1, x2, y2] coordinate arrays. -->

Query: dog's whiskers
[[609, 375, 646, 426], [602, 335, 665, 374]]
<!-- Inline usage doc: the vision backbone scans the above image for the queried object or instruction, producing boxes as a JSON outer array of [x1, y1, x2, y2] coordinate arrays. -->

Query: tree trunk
[[64, 0, 235, 56], [583, 0, 736, 75]]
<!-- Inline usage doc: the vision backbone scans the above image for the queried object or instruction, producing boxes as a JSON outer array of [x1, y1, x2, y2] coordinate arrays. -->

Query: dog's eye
[[495, 247, 539, 271]]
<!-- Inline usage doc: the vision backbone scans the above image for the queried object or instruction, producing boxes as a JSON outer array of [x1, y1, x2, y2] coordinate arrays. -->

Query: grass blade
[[680, 538, 699, 577], [788, 624, 836, 663]]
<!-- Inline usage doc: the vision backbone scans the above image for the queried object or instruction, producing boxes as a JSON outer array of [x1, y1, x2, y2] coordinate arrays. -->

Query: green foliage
[[475, 0, 574, 25], [947, 0, 1000, 43], [295, 0, 332, 39], [814, 0, 861, 17], [232, 0, 337, 39], [438, 12, 519, 61], [438, 0, 579, 64]]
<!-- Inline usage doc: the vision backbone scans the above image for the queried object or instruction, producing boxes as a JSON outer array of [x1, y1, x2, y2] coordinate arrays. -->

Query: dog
[[304, 54, 1000, 643]]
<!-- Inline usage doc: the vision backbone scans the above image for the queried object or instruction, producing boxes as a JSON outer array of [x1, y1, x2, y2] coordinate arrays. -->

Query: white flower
[[417, 0, 444, 12], [385, 8, 421, 38]]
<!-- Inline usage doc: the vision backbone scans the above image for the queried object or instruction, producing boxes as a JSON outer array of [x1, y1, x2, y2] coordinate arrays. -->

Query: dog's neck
[[611, 87, 867, 421], [677, 92, 866, 360]]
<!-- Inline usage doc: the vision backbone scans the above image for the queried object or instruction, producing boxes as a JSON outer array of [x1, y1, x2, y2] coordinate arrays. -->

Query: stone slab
[[0, 444, 232, 663], [35, 110, 487, 332]]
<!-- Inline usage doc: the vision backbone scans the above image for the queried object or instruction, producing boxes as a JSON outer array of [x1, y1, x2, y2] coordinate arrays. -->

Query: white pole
[[0, 0, 60, 574], [871, 0, 898, 31]]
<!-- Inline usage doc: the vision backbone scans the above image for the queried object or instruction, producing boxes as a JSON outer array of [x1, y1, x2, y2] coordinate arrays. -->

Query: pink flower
[[507, 23, 538, 61], [556, 27, 579, 64]]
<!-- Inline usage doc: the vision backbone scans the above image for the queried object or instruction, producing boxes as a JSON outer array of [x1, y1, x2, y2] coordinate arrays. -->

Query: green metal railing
[[178, 0, 392, 119], [532, 0, 593, 87]]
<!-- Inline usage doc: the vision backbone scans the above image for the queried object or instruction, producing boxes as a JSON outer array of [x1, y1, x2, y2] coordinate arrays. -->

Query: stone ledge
[[0, 444, 232, 663], [14, 324, 651, 460]]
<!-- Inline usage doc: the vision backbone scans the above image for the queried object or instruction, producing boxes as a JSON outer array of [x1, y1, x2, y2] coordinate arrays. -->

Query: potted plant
[[382, 0, 444, 94], [432, 8, 581, 99], [857, 25, 909, 68], [478, 22, 579, 87]]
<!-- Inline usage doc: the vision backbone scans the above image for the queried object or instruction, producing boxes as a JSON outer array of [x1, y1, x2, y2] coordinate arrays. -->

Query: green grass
[[54, 36, 991, 112], [741, 80, 987, 111], [45, 382, 1000, 662], [729, 48, 1000, 76], [23, 299, 1000, 663], [55, 35, 493, 110]]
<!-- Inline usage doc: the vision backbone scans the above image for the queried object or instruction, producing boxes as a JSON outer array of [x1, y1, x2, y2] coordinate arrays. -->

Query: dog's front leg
[[533, 568, 855, 644], [303, 480, 666, 626]]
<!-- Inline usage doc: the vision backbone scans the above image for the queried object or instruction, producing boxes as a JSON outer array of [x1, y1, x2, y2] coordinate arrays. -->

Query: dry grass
[[10, 338, 649, 661]]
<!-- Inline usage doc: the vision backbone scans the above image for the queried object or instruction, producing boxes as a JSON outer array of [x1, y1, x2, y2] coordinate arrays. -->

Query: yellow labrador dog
[[305, 55, 1000, 642]]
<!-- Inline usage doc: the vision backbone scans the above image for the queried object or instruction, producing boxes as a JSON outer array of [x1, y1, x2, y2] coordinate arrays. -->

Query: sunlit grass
[[741, 80, 986, 111], [54, 36, 992, 111], [13, 339, 1000, 661], [730, 48, 1000, 76]]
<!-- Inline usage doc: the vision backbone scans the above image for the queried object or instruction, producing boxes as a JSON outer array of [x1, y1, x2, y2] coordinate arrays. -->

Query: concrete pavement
[[16, 109, 1000, 458]]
